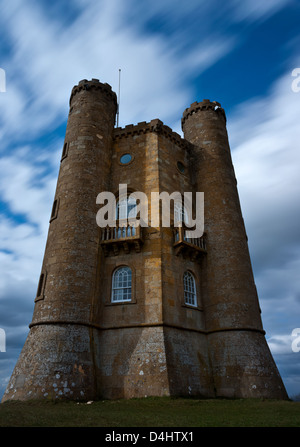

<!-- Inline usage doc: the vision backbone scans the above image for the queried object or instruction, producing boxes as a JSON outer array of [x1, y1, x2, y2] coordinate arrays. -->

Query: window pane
[[177, 161, 185, 173], [112, 267, 132, 302], [117, 197, 137, 220], [174, 202, 189, 226], [183, 271, 197, 306], [120, 153, 132, 164], [117, 199, 127, 219]]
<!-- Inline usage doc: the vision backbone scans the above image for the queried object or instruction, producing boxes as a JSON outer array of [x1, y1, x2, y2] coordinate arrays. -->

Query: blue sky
[[0, 0, 300, 400]]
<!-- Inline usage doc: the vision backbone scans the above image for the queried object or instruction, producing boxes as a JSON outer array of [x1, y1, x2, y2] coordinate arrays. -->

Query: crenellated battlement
[[114, 118, 192, 150], [69, 78, 118, 107], [181, 99, 226, 128]]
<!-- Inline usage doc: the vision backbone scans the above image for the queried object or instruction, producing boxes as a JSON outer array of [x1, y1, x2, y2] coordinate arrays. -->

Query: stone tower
[[2, 79, 287, 402]]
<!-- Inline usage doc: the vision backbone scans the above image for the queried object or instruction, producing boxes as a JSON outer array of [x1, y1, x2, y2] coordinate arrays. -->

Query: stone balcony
[[173, 226, 207, 261], [100, 222, 143, 256]]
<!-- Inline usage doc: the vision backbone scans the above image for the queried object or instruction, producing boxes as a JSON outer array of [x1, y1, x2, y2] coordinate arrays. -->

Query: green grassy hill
[[0, 397, 300, 427]]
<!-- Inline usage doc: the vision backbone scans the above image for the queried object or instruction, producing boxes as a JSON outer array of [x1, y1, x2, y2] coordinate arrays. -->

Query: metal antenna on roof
[[117, 69, 121, 127]]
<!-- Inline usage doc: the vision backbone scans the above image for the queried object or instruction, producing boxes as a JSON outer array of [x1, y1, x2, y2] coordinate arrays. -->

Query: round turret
[[2, 80, 117, 402], [182, 99, 226, 128], [181, 99, 288, 399], [69, 78, 117, 108]]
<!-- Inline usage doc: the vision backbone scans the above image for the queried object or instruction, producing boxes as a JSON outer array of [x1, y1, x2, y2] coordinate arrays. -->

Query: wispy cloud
[[229, 68, 300, 273], [1, 0, 262, 144], [231, 0, 291, 22], [227, 64, 300, 394]]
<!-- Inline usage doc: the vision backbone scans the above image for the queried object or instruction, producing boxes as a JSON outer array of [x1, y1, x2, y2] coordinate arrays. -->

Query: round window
[[120, 153, 132, 164], [177, 161, 185, 173]]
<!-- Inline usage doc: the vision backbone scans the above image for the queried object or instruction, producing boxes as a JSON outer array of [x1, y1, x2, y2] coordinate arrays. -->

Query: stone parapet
[[69, 78, 117, 107], [181, 99, 226, 128], [114, 119, 193, 151]]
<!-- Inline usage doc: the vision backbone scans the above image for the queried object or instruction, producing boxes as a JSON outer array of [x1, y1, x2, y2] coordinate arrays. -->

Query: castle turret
[[2, 80, 117, 401], [182, 100, 288, 399]]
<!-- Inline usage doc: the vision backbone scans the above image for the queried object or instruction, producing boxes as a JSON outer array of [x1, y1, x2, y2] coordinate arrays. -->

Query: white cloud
[[227, 66, 300, 357], [183, 36, 236, 72], [0, 148, 59, 230], [0, 0, 186, 141], [229, 68, 300, 261], [0, 0, 248, 145], [231, 0, 291, 22], [0, 144, 60, 333], [267, 333, 294, 355]]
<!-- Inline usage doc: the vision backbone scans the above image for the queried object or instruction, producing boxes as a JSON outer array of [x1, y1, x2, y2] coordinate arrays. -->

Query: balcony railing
[[173, 226, 207, 260], [100, 222, 143, 256]]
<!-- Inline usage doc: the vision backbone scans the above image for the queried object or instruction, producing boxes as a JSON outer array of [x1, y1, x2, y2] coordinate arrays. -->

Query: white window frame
[[174, 202, 189, 226], [111, 266, 132, 303], [116, 196, 137, 220], [183, 271, 197, 307]]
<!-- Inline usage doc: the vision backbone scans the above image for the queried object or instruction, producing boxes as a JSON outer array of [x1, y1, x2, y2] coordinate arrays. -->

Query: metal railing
[[174, 226, 206, 251], [101, 223, 140, 241]]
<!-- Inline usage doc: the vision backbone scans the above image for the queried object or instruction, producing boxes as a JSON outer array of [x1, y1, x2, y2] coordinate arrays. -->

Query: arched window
[[116, 196, 137, 220], [111, 266, 132, 302], [183, 271, 197, 307]]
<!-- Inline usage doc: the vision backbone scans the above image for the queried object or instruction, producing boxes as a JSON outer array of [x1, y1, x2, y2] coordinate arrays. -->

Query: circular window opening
[[177, 161, 185, 173], [120, 153, 132, 164]]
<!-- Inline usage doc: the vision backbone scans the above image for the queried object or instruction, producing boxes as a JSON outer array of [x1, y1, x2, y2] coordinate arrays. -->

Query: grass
[[0, 397, 300, 427]]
